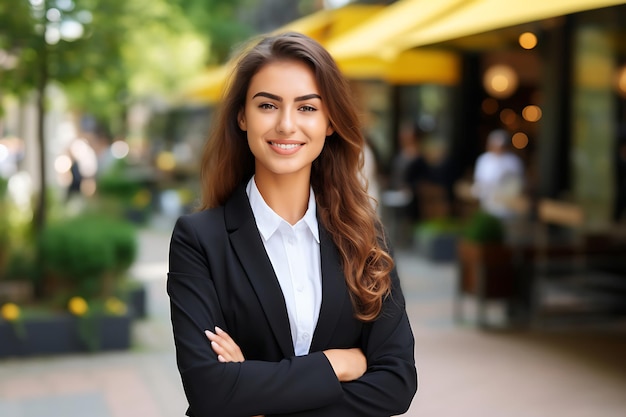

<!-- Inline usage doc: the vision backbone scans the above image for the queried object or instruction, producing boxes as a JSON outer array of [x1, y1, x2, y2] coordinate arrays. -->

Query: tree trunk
[[34, 14, 48, 236]]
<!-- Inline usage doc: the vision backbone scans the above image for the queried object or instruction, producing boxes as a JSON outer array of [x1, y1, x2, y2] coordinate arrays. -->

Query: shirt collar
[[246, 176, 319, 243]]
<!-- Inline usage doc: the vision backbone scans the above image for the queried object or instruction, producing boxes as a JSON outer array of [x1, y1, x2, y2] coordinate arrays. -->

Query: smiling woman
[[167, 31, 417, 417]]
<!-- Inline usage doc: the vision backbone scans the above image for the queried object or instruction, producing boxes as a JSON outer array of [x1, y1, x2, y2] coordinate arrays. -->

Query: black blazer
[[167, 184, 417, 417]]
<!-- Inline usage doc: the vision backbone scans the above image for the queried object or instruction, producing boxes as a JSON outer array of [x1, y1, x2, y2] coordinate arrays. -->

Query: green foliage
[[96, 159, 142, 202], [415, 217, 461, 237], [2, 249, 41, 284], [93, 158, 153, 225], [462, 211, 505, 244], [174, 0, 253, 64], [38, 215, 137, 298]]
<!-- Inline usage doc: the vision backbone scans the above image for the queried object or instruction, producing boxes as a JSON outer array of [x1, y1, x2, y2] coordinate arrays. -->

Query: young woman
[[167, 31, 417, 417]]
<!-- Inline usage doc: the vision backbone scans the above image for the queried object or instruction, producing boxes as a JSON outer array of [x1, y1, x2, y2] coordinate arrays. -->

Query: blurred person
[[381, 122, 429, 246], [389, 121, 423, 191], [472, 129, 525, 220], [403, 124, 431, 223], [167, 32, 417, 417], [66, 152, 83, 201]]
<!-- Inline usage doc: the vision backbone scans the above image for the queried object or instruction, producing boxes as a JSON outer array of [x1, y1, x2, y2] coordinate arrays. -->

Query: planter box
[[127, 284, 147, 319], [0, 313, 132, 358], [455, 239, 517, 327]]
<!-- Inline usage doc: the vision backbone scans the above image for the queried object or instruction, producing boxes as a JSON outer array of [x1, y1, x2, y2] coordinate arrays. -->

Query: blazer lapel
[[225, 184, 295, 358], [310, 224, 348, 352]]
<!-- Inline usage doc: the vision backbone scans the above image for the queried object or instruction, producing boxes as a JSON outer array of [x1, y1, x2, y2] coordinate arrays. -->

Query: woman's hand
[[204, 328, 264, 417], [323, 348, 367, 382], [205, 326, 245, 363]]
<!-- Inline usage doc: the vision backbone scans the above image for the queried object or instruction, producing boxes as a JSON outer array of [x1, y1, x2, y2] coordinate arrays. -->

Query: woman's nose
[[276, 110, 296, 135]]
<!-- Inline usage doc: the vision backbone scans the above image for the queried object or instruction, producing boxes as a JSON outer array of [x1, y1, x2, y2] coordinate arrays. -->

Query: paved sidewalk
[[1, 221, 626, 417]]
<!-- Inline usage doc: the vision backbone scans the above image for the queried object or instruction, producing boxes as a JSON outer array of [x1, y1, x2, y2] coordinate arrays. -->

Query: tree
[[0, 0, 207, 233], [0, 0, 134, 233]]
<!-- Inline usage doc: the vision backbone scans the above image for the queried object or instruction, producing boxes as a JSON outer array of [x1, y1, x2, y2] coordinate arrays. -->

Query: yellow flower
[[131, 189, 151, 208], [105, 297, 127, 316], [1, 303, 21, 321], [68, 296, 89, 316]]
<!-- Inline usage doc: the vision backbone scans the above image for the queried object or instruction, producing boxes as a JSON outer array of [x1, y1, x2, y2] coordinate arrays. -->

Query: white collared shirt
[[246, 177, 322, 356]]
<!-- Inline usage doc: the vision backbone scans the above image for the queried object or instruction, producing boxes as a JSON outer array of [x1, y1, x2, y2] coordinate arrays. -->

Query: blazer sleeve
[[167, 214, 344, 417], [273, 266, 418, 417], [336, 266, 417, 416]]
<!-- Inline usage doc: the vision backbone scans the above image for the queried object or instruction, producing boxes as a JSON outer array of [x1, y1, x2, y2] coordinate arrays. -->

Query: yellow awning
[[279, 4, 384, 41], [326, 0, 626, 61], [326, 0, 467, 61], [182, 4, 384, 104], [399, 0, 626, 50], [336, 49, 460, 85]]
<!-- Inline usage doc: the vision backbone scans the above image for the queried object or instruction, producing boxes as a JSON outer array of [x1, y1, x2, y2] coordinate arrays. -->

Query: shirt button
[[288, 237, 295, 245], [297, 286, 304, 292], [302, 332, 310, 340]]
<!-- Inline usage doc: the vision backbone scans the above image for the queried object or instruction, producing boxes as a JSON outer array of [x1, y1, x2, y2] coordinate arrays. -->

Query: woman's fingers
[[205, 327, 245, 362]]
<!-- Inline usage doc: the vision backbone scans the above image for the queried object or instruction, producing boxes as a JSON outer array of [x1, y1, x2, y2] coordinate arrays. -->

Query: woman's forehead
[[247, 60, 320, 98]]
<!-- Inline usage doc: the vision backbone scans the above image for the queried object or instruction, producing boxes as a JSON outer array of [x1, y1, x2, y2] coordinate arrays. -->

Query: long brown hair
[[200, 32, 393, 321]]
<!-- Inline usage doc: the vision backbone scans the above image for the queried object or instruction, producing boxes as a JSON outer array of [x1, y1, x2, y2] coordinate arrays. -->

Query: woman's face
[[239, 59, 333, 182]]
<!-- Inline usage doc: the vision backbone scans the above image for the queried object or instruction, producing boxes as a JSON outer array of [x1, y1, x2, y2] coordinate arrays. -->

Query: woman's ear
[[238, 111, 247, 131], [326, 124, 334, 136]]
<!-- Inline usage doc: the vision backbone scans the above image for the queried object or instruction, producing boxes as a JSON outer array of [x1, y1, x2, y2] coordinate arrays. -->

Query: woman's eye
[[299, 105, 316, 112], [259, 103, 276, 110]]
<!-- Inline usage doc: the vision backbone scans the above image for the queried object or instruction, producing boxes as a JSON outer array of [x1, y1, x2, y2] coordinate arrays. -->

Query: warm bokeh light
[[522, 105, 543, 122], [519, 32, 538, 49], [512, 132, 529, 149], [156, 151, 177, 171], [481, 98, 499, 115], [499, 108, 518, 126], [483, 64, 518, 98], [54, 154, 72, 173]]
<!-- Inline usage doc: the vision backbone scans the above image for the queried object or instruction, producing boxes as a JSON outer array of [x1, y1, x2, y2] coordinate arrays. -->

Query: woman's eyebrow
[[251, 92, 322, 102], [253, 91, 281, 101], [294, 94, 322, 102]]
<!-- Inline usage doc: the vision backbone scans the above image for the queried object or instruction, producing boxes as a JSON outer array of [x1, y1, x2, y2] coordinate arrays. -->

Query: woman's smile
[[269, 140, 304, 154]]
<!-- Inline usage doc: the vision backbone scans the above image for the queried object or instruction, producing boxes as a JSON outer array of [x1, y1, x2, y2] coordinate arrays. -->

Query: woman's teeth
[[272, 142, 301, 150]]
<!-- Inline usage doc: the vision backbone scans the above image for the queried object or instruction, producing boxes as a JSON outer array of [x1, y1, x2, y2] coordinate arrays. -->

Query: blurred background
[[1, 0, 626, 416]]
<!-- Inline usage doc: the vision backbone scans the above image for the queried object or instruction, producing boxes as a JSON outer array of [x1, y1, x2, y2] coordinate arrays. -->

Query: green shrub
[[39, 215, 137, 299], [462, 210, 504, 244], [415, 217, 461, 237]]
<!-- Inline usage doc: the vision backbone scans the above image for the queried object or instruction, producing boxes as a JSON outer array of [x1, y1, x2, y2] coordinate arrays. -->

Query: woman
[[167, 32, 417, 417]]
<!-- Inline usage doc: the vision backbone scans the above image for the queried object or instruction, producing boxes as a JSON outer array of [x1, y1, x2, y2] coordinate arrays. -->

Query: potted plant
[[413, 217, 461, 262], [455, 210, 516, 328]]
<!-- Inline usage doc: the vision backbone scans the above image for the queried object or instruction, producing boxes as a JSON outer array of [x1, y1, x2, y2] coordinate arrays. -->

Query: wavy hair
[[199, 32, 393, 321]]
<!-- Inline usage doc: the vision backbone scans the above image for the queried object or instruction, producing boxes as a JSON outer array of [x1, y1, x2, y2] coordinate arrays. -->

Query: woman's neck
[[254, 172, 311, 225]]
